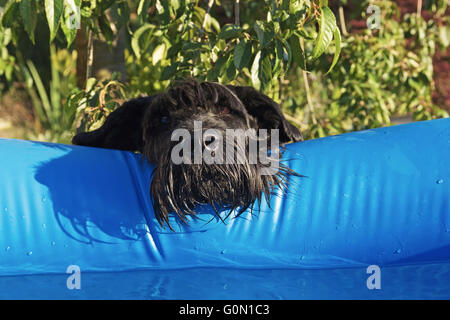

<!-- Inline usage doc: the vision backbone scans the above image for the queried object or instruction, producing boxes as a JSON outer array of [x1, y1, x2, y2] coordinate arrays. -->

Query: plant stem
[[284, 112, 306, 130], [417, 0, 422, 18], [338, 5, 348, 36], [85, 29, 94, 88], [299, 38, 317, 125], [302, 70, 317, 125], [201, 0, 215, 30]]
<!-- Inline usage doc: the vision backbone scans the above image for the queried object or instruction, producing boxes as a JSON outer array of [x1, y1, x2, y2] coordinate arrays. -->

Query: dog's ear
[[227, 86, 303, 143]]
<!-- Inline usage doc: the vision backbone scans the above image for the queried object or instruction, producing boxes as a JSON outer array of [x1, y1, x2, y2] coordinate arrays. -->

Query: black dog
[[72, 78, 303, 227]]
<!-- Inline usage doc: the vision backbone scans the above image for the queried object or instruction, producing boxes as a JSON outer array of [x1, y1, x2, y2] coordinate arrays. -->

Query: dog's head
[[142, 78, 302, 227]]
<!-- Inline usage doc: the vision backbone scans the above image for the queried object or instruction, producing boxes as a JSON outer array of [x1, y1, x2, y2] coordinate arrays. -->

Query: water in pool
[[0, 262, 449, 299]]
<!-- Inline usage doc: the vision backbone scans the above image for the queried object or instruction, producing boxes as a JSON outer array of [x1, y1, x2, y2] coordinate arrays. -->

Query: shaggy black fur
[[72, 78, 303, 227]]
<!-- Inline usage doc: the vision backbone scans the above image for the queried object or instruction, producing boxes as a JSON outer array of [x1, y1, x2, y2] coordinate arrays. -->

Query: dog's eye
[[161, 116, 170, 124], [218, 106, 229, 114]]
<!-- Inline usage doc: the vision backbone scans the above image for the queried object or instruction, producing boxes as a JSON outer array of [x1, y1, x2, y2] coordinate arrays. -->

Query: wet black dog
[[72, 78, 302, 227]]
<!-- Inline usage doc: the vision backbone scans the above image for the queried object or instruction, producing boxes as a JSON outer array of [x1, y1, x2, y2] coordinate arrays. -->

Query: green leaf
[[83, 77, 96, 92], [137, 0, 151, 24], [20, 0, 37, 43], [137, 0, 150, 16], [80, 5, 92, 18], [167, 41, 182, 58], [45, 0, 64, 42], [325, 26, 341, 74], [233, 40, 252, 70], [0, 0, 19, 28], [254, 21, 265, 43], [273, 39, 284, 76], [251, 50, 261, 89], [219, 24, 242, 40], [131, 24, 154, 59], [211, 53, 229, 80], [289, 34, 307, 70], [61, 0, 80, 47], [298, 28, 314, 40], [311, 6, 337, 60], [21, 64, 47, 125], [182, 42, 209, 52], [155, 0, 165, 14], [207, 16, 221, 33], [439, 25, 450, 47], [161, 63, 179, 80], [26, 60, 52, 119], [66, 88, 84, 126], [280, 38, 292, 70], [225, 55, 236, 81], [254, 21, 274, 47], [259, 52, 272, 89], [152, 43, 166, 64], [98, 14, 114, 45], [289, 0, 303, 14]]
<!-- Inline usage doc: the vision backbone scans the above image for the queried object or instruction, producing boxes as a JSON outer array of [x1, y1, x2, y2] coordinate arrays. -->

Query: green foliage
[[21, 46, 77, 143], [295, 0, 449, 138], [0, 0, 448, 142], [0, 0, 129, 47], [127, 0, 341, 95], [68, 75, 127, 135], [0, 28, 15, 86]]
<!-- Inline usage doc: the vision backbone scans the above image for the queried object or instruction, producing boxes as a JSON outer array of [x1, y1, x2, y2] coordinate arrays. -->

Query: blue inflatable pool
[[0, 119, 449, 299]]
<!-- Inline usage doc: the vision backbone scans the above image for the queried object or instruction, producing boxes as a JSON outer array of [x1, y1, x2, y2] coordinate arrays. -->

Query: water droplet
[[436, 179, 444, 184], [51, 241, 56, 246], [64, 244, 68, 248], [41, 196, 46, 202], [5, 246, 11, 252], [4, 207, 8, 212], [393, 248, 402, 254], [42, 223, 47, 229], [27, 251, 33, 256], [299, 255, 305, 261], [220, 249, 226, 254]]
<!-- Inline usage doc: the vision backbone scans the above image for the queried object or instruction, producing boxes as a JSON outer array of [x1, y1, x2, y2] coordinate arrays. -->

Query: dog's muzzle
[[147, 115, 291, 228]]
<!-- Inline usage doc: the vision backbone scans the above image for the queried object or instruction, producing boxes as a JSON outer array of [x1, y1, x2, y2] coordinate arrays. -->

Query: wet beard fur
[[148, 138, 299, 229]]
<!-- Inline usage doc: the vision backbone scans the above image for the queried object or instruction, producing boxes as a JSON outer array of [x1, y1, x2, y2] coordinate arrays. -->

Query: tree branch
[[299, 38, 317, 125], [201, 0, 215, 31], [235, 0, 240, 26], [85, 29, 94, 87], [338, 4, 348, 36]]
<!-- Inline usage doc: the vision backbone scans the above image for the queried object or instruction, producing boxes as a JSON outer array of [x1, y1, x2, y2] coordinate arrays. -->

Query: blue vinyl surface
[[0, 119, 449, 299]]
